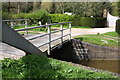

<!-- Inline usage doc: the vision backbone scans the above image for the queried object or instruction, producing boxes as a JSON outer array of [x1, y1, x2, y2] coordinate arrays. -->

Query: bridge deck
[[1, 27, 115, 59], [0, 30, 69, 59]]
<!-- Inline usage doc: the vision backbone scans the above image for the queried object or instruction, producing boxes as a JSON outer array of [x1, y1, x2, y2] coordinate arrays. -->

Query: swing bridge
[[1, 19, 72, 56]]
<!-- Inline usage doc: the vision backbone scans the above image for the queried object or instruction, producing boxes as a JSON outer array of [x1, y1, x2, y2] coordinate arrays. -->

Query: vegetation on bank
[[1, 55, 118, 79], [74, 32, 119, 49], [3, 11, 107, 28], [72, 16, 107, 28], [13, 24, 91, 34], [116, 19, 120, 34]]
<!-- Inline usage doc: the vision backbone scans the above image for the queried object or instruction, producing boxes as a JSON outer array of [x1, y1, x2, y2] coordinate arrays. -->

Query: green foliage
[[49, 14, 74, 23], [2, 12, 13, 20], [103, 32, 119, 37], [116, 19, 120, 34], [72, 16, 107, 28], [110, 2, 120, 17], [1, 55, 116, 79], [11, 9, 49, 25], [13, 13, 25, 19], [74, 32, 119, 48], [25, 10, 49, 24], [13, 24, 48, 33], [64, 2, 111, 17], [118, 2, 120, 16]]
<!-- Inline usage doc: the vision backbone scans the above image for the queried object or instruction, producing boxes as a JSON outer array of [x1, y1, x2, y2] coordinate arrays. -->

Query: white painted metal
[[25, 20, 28, 34], [47, 26, 51, 55], [3, 20, 71, 55], [69, 23, 71, 40], [60, 24, 63, 45]]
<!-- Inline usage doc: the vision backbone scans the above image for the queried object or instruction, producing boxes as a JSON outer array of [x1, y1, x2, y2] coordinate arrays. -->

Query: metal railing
[[3, 19, 28, 34], [15, 22, 71, 55]]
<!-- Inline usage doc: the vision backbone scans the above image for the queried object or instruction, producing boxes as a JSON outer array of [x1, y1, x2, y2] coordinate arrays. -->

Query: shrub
[[13, 13, 25, 19], [25, 10, 49, 25], [11, 10, 49, 25], [116, 19, 120, 34], [72, 16, 107, 28], [2, 12, 13, 20], [49, 14, 74, 23]]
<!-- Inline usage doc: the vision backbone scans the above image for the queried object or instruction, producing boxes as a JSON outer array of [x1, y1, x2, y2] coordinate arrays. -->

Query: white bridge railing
[[3, 19, 28, 34], [13, 22, 71, 55]]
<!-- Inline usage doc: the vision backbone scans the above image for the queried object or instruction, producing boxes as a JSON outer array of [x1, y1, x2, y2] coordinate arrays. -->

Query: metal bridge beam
[[1, 23, 46, 57]]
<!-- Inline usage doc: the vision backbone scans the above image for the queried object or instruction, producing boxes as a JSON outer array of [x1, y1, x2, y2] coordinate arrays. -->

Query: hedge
[[49, 14, 74, 23], [116, 19, 120, 34], [72, 16, 107, 28], [12, 10, 49, 25], [2, 12, 13, 20], [25, 10, 49, 25]]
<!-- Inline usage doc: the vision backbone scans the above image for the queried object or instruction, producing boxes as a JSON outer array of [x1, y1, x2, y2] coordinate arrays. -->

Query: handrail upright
[[60, 24, 63, 45], [47, 25, 51, 55], [69, 23, 72, 40]]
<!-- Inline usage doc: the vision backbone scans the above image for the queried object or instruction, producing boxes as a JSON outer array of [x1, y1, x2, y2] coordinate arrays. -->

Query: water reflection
[[78, 60, 120, 74]]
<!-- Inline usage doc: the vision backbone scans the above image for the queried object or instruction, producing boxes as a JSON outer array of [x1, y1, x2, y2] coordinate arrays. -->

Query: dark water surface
[[78, 60, 120, 74]]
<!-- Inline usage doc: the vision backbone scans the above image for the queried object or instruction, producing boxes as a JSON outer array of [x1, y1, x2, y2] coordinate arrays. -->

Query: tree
[[63, 2, 111, 17]]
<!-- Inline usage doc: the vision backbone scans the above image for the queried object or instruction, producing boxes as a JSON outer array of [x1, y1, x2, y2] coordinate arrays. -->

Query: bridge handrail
[[2, 19, 28, 22], [24, 22, 71, 55], [15, 22, 71, 31], [3, 19, 29, 34], [15, 22, 71, 55]]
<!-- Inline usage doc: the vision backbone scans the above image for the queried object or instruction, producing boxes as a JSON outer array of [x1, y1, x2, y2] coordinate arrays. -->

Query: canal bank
[[49, 39, 120, 75]]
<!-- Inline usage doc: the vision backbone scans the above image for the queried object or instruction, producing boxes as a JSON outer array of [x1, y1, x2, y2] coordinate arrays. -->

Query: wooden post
[[25, 20, 28, 35], [69, 23, 71, 40], [47, 26, 51, 55], [60, 24, 63, 45]]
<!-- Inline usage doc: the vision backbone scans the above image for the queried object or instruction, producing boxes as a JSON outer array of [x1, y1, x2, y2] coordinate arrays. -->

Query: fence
[[3, 19, 28, 34], [15, 22, 71, 55]]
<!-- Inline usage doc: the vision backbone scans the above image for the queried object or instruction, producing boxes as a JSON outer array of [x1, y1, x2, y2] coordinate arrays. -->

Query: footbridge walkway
[[1, 20, 71, 59]]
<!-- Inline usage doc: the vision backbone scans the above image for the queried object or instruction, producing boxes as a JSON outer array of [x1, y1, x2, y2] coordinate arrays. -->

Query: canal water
[[76, 60, 120, 74]]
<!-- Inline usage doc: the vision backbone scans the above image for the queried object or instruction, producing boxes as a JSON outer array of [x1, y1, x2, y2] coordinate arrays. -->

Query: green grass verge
[[101, 32, 119, 37], [14, 24, 91, 34], [74, 32, 119, 48], [1, 55, 118, 79], [14, 24, 47, 33], [51, 25, 91, 28]]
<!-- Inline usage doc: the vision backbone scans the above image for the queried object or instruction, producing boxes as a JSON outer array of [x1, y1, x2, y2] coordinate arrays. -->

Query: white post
[[25, 20, 28, 34], [39, 21, 42, 30], [39, 21, 42, 25], [47, 26, 51, 55], [69, 23, 71, 40], [10, 22, 14, 28], [45, 22, 48, 31], [60, 24, 63, 45]]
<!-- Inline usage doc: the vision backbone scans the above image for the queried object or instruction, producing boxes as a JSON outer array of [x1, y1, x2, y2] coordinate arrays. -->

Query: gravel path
[[71, 28, 115, 37]]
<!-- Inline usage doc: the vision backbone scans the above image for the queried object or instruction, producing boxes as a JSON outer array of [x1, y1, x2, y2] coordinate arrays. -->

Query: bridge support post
[[25, 20, 28, 35], [60, 24, 63, 45], [69, 23, 71, 40], [47, 26, 51, 55], [10, 21, 14, 28]]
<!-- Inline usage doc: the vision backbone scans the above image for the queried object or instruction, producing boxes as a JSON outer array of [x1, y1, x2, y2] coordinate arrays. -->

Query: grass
[[14, 24, 91, 34], [102, 32, 119, 37], [1, 55, 118, 79], [74, 32, 119, 49], [14, 24, 48, 34], [51, 25, 91, 28]]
